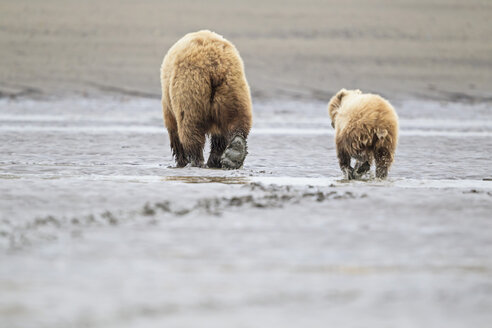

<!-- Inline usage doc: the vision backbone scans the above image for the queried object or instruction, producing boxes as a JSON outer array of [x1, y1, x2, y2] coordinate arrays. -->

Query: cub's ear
[[355, 89, 362, 94], [337, 88, 347, 101]]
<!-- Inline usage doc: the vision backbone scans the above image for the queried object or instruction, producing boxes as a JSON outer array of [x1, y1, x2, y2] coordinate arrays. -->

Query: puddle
[[163, 176, 250, 184]]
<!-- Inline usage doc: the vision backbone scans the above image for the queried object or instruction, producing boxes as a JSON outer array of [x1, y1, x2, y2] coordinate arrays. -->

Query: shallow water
[[1, 97, 492, 328]]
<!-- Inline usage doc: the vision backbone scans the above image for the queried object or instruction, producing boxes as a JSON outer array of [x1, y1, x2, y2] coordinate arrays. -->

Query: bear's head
[[327, 89, 362, 128]]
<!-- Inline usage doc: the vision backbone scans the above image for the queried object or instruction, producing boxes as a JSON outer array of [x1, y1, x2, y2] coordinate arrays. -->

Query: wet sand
[[1, 0, 492, 101], [1, 97, 492, 327]]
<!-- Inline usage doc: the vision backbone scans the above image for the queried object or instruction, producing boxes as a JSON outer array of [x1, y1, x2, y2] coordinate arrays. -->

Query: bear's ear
[[355, 89, 362, 94]]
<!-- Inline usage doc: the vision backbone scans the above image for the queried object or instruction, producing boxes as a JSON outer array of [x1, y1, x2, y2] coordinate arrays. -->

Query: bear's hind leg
[[164, 109, 187, 167], [179, 123, 206, 167], [212, 80, 252, 169], [207, 135, 227, 168], [375, 147, 393, 179], [221, 134, 247, 169], [220, 118, 251, 170], [219, 112, 251, 169]]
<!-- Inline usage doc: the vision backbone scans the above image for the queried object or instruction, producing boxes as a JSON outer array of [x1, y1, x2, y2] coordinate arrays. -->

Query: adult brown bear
[[328, 89, 399, 179], [161, 30, 253, 169]]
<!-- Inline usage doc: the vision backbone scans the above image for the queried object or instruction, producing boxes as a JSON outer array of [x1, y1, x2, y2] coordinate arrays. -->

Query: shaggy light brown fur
[[161, 30, 253, 168], [328, 89, 399, 179]]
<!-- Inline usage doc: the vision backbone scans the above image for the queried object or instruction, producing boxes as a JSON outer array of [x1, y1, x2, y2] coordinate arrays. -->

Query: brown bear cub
[[160, 30, 253, 169], [328, 89, 399, 179]]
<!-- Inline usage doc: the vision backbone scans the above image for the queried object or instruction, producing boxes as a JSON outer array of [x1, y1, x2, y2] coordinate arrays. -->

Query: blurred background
[[1, 0, 491, 102]]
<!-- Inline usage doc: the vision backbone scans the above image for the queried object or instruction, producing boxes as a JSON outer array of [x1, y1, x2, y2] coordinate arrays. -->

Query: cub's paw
[[221, 135, 247, 169], [342, 167, 355, 180], [353, 161, 371, 179]]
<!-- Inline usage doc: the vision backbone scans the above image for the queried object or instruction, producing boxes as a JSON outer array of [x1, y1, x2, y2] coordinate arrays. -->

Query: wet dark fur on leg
[[207, 135, 228, 168], [170, 132, 188, 167], [355, 161, 371, 176], [337, 148, 354, 180], [375, 147, 391, 179]]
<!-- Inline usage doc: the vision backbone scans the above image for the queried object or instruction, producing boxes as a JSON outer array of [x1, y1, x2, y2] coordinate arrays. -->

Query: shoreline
[[1, 0, 492, 104], [1, 82, 492, 105]]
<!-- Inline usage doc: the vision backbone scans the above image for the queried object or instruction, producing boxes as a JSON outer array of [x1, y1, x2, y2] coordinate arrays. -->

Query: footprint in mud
[[221, 135, 247, 169]]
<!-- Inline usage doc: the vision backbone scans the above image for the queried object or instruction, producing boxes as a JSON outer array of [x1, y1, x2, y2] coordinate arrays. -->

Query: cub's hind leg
[[354, 160, 371, 177], [353, 152, 372, 178], [375, 146, 393, 179], [337, 148, 354, 180]]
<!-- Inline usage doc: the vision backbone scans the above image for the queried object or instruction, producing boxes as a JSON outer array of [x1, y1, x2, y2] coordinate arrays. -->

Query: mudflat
[[1, 0, 492, 101], [1, 97, 492, 327], [1, 2, 492, 327]]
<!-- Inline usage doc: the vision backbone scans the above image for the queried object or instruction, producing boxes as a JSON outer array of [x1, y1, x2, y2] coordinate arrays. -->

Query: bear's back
[[161, 30, 243, 81]]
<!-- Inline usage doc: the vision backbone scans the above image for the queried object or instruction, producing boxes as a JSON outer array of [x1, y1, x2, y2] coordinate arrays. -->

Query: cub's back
[[339, 94, 398, 130]]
